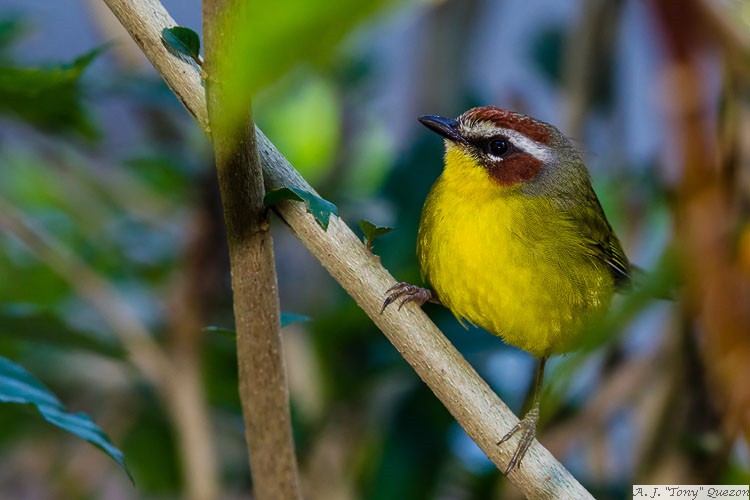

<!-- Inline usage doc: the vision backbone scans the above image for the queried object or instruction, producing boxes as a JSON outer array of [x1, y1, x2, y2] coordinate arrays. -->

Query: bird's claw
[[497, 405, 539, 475], [381, 282, 434, 313]]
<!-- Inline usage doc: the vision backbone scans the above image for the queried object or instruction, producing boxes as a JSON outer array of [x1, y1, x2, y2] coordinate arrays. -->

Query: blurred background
[[0, 0, 749, 498]]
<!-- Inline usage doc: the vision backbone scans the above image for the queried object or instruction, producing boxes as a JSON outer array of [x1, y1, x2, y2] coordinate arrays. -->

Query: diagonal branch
[[99, 0, 594, 497]]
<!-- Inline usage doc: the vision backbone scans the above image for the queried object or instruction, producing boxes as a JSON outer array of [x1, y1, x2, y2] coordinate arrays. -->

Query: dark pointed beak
[[418, 115, 466, 144]]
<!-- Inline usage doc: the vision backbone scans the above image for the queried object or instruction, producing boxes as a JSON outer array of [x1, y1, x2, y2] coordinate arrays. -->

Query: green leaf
[[162, 27, 202, 66], [202, 326, 236, 339], [0, 45, 105, 138], [280, 312, 311, 327], [0, 17, 26, 54], [530, 28, 565, 85], [264, 187, 338, 230], [204, 313, 310, 338], [0, 356, 130, 479], [212, 0, 393, 135], [359, 219, 393, 250]]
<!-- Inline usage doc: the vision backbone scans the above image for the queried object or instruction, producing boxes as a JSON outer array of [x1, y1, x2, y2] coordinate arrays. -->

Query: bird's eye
[[487, 138, 509, 157]]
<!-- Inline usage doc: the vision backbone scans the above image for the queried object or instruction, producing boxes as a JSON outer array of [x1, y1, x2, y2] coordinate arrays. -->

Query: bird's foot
[[381, 282, 436, 313], [497, 404, 539, 475]]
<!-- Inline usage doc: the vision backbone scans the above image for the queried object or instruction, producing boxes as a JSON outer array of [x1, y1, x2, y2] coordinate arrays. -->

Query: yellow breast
[[417, 147, 614, 357]]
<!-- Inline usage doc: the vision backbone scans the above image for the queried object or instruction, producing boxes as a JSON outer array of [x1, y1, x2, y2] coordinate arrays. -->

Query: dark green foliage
[[0, 356, 130, 479], [530, 25, 614, 112], [120, 403, 181, 493], [203, 331, 242, 411], [161, 27, 202, 66], [363, 385, 452, 500], [0, 305, 125, 358], [264, 187, 338, 230], [0, 253, 71, 307], [307, 302, 384, 402], [0, 46, 105, 138], [379, 134, 445, 280], [530, 28, 565, 84], [0, 17, 25, 55], [125, 156, 195, 197]]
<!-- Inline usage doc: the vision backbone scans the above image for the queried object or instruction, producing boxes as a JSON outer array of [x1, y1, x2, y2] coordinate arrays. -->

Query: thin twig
[[99, 0, 594, 496], [164, 207, 223, 500]]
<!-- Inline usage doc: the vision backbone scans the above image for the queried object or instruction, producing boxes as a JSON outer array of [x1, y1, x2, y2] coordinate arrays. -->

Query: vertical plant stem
[[202, 1, 302, 499], [164, 202, 223, 500], [162, 368, 219, 500]]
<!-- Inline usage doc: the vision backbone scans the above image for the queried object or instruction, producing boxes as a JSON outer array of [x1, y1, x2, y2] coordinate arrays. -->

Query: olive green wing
[[570, 188, 631, 290]]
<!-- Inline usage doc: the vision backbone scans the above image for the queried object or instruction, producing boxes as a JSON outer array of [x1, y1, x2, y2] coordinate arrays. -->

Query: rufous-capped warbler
[[382, 107, 630, 473]]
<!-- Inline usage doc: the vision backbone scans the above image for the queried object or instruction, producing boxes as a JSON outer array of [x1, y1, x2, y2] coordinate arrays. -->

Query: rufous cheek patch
[[488, 153, 543, 186]]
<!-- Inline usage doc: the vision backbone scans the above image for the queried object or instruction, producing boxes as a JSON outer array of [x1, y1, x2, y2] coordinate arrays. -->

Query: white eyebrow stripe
[[466, 122, 554, 163]]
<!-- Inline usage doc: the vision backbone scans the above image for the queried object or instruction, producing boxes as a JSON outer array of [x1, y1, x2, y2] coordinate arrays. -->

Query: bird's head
[[419, 106, 587, 198]]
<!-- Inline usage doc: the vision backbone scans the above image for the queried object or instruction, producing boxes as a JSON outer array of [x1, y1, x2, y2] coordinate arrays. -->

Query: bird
[[381, 106, 630, 474]]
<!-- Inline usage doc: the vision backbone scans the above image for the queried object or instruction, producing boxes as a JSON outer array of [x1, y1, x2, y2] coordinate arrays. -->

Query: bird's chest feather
[[417, 177, 612, 356]]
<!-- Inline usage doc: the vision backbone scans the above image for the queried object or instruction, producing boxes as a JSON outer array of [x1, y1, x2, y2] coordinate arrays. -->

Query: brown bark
[[202, 1, 301, 499]]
